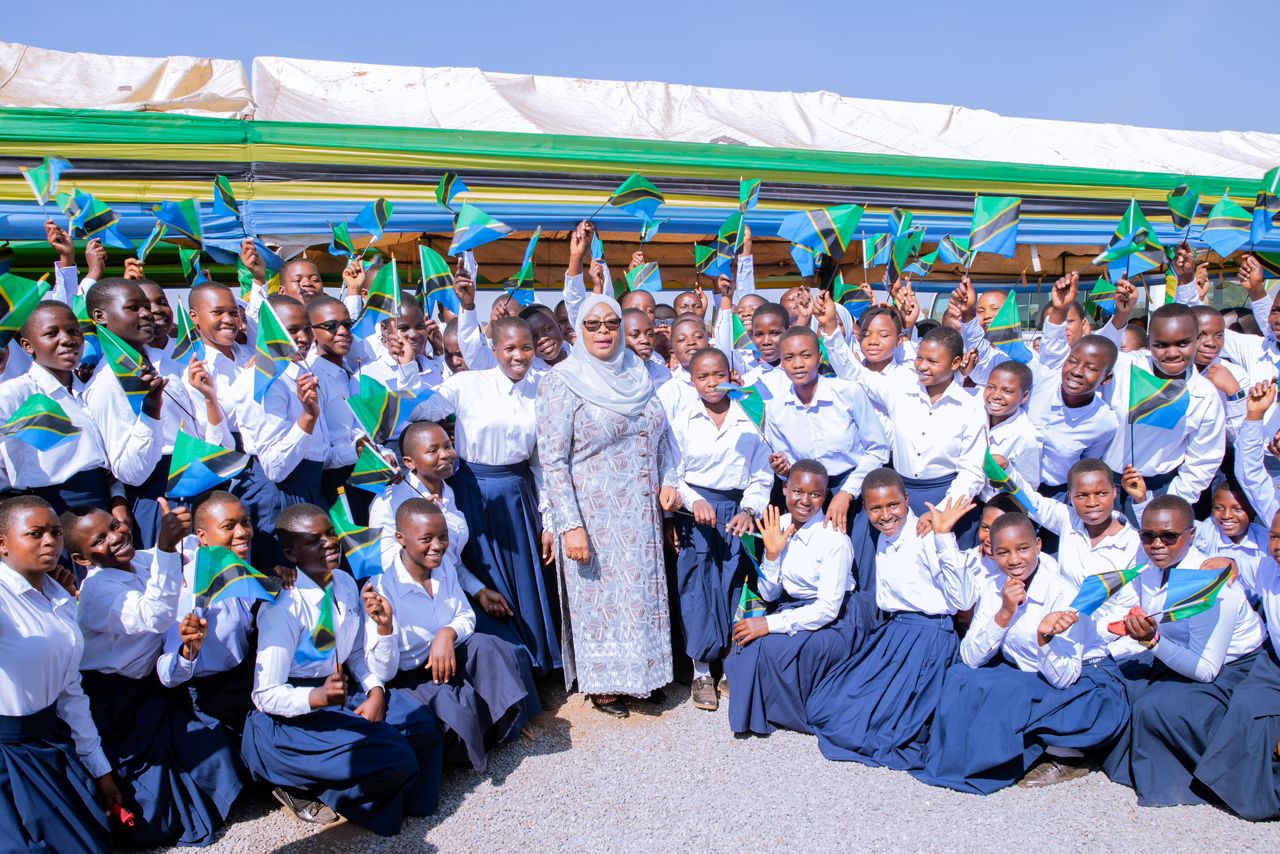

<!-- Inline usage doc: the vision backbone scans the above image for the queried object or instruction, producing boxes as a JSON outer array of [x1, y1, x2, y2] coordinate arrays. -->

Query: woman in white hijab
[[536, 294, 683, 717]]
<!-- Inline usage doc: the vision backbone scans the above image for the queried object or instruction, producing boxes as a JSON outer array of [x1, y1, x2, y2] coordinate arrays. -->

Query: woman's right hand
[[563, 527, 591, 564]]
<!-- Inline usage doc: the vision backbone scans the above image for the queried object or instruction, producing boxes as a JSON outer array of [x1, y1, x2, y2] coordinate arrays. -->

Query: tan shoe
[[691, 677, 719, 711], [1017, 758, 1091, 788], [718, 675, 730, 698]]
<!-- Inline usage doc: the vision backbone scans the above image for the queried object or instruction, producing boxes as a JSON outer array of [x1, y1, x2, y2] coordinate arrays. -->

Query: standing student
[[664, 315, 710, 386], [0, 496, 118, 853], [806, 469, 976, 770], [913, 512, 1129, 793], [622, 308, 671, 388], [303, 294, 368, 508], [367, 499, 531, 772], [240, 504, 440, 835], [953, 273, 1082, 388], [740, 303, 789, 390], [665, 348, 771, 710], [722, 462, 872, 735], [980, 360, 1041, 502], [412, 316, 560, 676], [711, 280, 767, 377], [70, 502, 243, 848], [1101, 494, 1267, 807]]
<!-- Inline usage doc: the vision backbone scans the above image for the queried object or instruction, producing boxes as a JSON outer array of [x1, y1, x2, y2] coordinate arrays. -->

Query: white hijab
[[551, 294, 654, 417]]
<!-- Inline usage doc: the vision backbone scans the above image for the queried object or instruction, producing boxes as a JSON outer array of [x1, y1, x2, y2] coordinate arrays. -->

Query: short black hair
[[989, 511, 1037, 542], [989, 359, 1033, 394], [396, 496, 444, 530], [858, 306, 903, 336], [688, 346, 728, 373], [267, 293, 304, 313], [621, 307, 651, 324], [85, 277, 144, 317], [189, 282, 235, 311], [1067, 458, 1114, 489], [788, 459, 829, 491], [915, 318, 941, 339], [491, 315, 532, 343], [779, 325, 820, 350], [921, 324, 964, 360], [862, 466, 905, 498], [275, 503, 327, 548], [305, 294, 346, 318], [751, 303, 789, 329], [519, 304, 556, 323], [672, 314, 706, 333], [1142, 494, 1194, 529], [1072, 334, 1119, 371], [1191, 304, 1223, 327], [401, 419, 447, 457], [194, 490, 246, 530], [0, 495, 55, 535], [984, 492, 1025, 515], [20, 299, 76, 339], [1148, 302, 1197, 334]]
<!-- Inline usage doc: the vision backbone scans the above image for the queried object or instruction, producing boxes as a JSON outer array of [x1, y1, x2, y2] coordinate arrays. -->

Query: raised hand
[[239, 237, 266, 283], [361, 583, 394, 635], [84, 239, 106, 281], [1120, 464, 1147, 503], [453, 273, 477, 311], [178, 611, 207, 661], [342, 258, 367, 296], [45, 219, 74, 265], [155, 497, 192, 554], [924, 495, 976, 536], [1238, 254, 1266, 300], [1036, 610, 1078, 646], [1246, 380, 1277, 420], [755, 504, 795, 561]]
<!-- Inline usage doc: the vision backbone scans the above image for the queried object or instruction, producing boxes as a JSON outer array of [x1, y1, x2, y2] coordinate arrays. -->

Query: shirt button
[[641, 490, 650, 497]]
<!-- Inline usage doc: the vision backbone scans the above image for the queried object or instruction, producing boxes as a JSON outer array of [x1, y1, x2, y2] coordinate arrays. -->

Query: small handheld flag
[[253, 300, 300, 403], [328, 221, 357, 258], [354, 198, 394, 245], [193, 546, 279, 609], [0, 394, 79, 450], [835, 277, 872, 319], [19, 156, 72, 207], [1152, 565, 1234, 622], [72, 294, 102, 369], [733, 577, 767, 622], [349, 445, 397, 494], [153, 198, 203, 245], [739, 177, 762, 214], [888, 228, 924, 282], [862, 233, 893, 267], [789, 242, 817, 277], [968, 196, 1021, 261], [714, 213, 744, 273], [937, 234, 973, 267], [449, 204, 513, 255], [985, 291, 1034, 364], [625, 262, 662, 293], [170, 299, 205, 367], [606, 173, 664, 222], [136, 222, 167, 262], [65, 191, 132, 250], [294, 581, 338, 664], [212, 175, 241, 221], [904, 249, 939, 278], [982, 450, 1035, 513], [1202, 193, 1252, 257], [694, 243, 725, 278], [640, 217, 668, 244], [1085, 277, 1116, 321], [352, 259, 401, 339], [96, 325, 154, 416], [1069, 565, 1144, 616], [0, 272, 52, 350], [330, 488, 384, 581], [349, 375, 399, 445], [1253, 166, 1280, 244], [167, 430, 249, 498], [514, 226, 542, 288], [436, 173, 468, 210], [1128, 363, 1189, 430], [778, 204, 864, 257], [1167, 183, 1201, 231], [419, 246, 458, 316], [718, 383, 765, 433], [730, 313, 752, 352]]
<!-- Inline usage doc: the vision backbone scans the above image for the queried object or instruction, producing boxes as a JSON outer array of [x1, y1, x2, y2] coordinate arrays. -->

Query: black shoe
[[637, 687, 667, 704], [590, 695, 629, 718], [272, 788, 338, 824]]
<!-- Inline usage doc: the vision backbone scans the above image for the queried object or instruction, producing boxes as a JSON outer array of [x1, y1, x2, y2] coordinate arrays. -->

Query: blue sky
[[8, 0, 1279, 134]]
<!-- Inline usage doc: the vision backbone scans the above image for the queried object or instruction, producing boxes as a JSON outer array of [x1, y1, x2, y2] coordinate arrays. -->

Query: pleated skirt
[[0, 705, 111, 854], [913, 657, 1129, 794], [723, 592, 873, 736], [452, 459, 561, 674], [81, 670, 242, 848], [1195, 644, 1280, 820], [1103, 649, 1260, 806], [674, 485, 749, 664], [807, 610, 959, 769]]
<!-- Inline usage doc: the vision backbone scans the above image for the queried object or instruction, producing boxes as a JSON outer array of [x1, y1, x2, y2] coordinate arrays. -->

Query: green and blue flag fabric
[[449, 204, 513, 255], [19, 156, 72, 206], [607, 172, 664, 222], [96, 325, 153, 416], [1167, 183, 1201, 231], [71, 294, 102, 369], [136, 222, 167, 262], [436, 172, 468, 209], [790, 242, 817, 277], [1155, 566, 1235, 623], [982, 451, 1035, 513], [294, 581, 338, 663], [739, 178, 761, 213], [355, 198, 394, 243], [212, 175, 241, 221], [1253, 166, 1280, 244], [330, 488, 383, 581], [718, 382, 765, 432], [352, 260, 401, 339], [985, 291, 1033, 364], [937, 234, 973, 266], [862, 232, 893, 267], [640, 217, 668, 243], [349, 445, 398, 494], [0, 394, 79, 451], [167, 430, 249, 498], [64, 191, 132, 250], [1069, 565, 1144, 615], [253, 300, 299, 403], [0, 272, 51, 349], [968, 196, 1021, 260], [1202, 193, 1252, 257], [778, 204, 864, 257], [170, 298, 205, 367], [713, 212, 744, 274], [329, 220, 357, 258], [625, 262, 662, 293], [419, 245, 458, 315], [1128, 363, 1189, 430], [194, 546, 279, 610], [153, 198, 203, 244]]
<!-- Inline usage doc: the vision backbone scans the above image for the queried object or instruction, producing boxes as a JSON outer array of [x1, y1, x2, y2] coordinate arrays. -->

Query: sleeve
[[839, 384, 890, 496], [962, 316, 1006, 388], [1096, 316, 1125, 348], [821, 329, 861, 381], [764, 535, 852, 634], [343, 292, 364, 321], [458, 308, 496, 371], [85, 379, 164, 487], [932, 532, 978, 613], [362, 612, 399, 684], [944, 407, 987, 504], [735, 254, 756, 297], [56, 676, 112, 778], [959, 586, 1006, 668], [251, 600, 315, 718], [740, 435, 774, 517], [52, 261, 78, 306], [657, 412, 680, 492], [1036, 633, 1084, 689], [1036, 319, 1071, 372], [822, 330, 892, 407], [1250, 293, 1274, 344], [1150, 594, 1237, 682], [534, 375, 584, 534], [238, 379, 318, 483], [79, 550, 182, 636], [1169, 391, 1225, 503], [1001, 460, 1071, 535], [345, 608, 390, 696], [563, 272, 588, 329], [1175, 282, 1204, 307], [155, 621, 197, 687], [447, 576, 477, 643], [755, 556, 784, 604], [1234, 419, 1280, 524], [411, 375, 460, 424], [1220, 327, 1268, 375], [1008, 429, 1043, 493]]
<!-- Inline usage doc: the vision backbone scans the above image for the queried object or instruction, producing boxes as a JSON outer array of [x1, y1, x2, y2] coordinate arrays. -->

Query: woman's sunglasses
[[311, 319, 355, 333], [1138, 528, 1189, 545], [582, 318, 621, 332]]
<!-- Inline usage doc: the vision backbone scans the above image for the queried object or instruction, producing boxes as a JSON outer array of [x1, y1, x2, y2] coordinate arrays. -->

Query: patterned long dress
[[536, 371, 676, 696]]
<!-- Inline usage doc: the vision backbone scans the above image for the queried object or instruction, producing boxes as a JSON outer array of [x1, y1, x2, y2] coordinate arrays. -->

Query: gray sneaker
[[272, 787, 339, 824], [691, 677, 719, 711]]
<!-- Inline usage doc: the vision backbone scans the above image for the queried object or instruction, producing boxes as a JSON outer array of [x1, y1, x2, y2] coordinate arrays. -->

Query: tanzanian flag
[[607, 172, 664, 222], [937, 234, 973, 266], [1069, 565, 1144, 616], [167, 430, 248, 498], [193, 545, 279, 610], [718, 382, 765, 432], [739, 534, 762, 572], [969, 196, 1021, 260], [0, 394, 79, 451], [693, 243, 719, 277], [294, 581, 338, 664], [72, 294, 102, 369], [905, 249, 939, 278], [985, 291, 1033, 364], [449, 204, 513, 255], [355, 198, 394, 243], [836, 276, 872, 319], [779, 204, 864, 256], [66, 191, 132, 250], [212, 175, 240, 220], [1085, 277, 1116, 321], [731, 312, 751, 351], [982, 450, 1035, 512], [178, 247, 208, 286], [1128, 363, 1188, 429], [1202, 193, 1252, 257], [328, 220, 357, 258], [889, 228, 924, 282], [136, 222, 167, 262], [1099, 199, 1165, 279], [352, 260, 401, 339], [330, 488, 383, 581], [1153, 566, 1234, 623], [436, 172, 468, 209], [97, 325, 154, 416], [1167, 183, 1201, 230], [514, 226, 542, 288], [714, 212, 744, 273], [625, 262, 662, 293], [733, 575, 767, 621], [153, 198, 203, 244], [170, 298, 205, 367], [1252, 166, 1280, 244], [0, 272, 51, 349], [349, 445, 397, 494], [739, 178, 761, 214], [1258, 252, 1280, 279], [19, 156, 72, 206], [349, 375, 399, 445], [789, 242, 817, 277], [640, 217, 667, 244], [862, 232, 893, 267], [253, 300, 299, 403], [419, 245, 458, 315], [888, 207, 914, 240]]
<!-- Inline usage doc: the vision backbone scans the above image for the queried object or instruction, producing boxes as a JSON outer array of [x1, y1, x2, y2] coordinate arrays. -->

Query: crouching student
[[913, 513, 1129, 793], [240, 504, 441, 835], [806, 469, 975, 770], [0, 497, 117, 853], [70, 501, 242, 848], [1101, 495, 1267, 807], [722, 461, 873, 735], [367, 499, 531, 772]]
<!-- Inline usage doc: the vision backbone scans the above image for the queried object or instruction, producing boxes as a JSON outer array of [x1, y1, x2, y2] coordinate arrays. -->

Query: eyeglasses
[[581, 318, 621, 332], [311, 320, 355, 333], [1139, 528, 1190, 545]]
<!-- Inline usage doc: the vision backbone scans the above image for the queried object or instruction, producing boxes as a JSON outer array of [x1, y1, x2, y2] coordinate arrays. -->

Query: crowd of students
[[3, 214, 1279, 852]]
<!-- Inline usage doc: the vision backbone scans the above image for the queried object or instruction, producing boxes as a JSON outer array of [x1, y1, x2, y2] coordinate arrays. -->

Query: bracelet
[[1139, 631, 1160, 650]]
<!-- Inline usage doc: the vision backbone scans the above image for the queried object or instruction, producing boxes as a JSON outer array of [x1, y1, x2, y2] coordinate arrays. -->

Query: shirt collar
[[31, 362, 81, 396], [782, 378, 835, 408], [787, 511, 827, 544], [0, 562, 35, 596]]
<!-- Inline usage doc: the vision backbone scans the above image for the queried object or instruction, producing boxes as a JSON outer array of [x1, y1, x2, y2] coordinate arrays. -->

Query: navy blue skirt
[[723, 591, 874, 735], [80, 670, 242, 848], [343, 685, 447, 820], [29, 466, 111, 514], [913, 657, 1129, 794], [189, 655, 256, 737], [808, 610, 959, 770], [0, 705, 111, 854], [389, 633, 531, 773], [1103, 649, 1260, 806], [451, 459, 561, 674], [241, 698, 428, 836], [126, 454, 171, 549], [474, 608, 546, 724], [1195, 644, 1280, 820], [675, 485, 749, 664], [902, 473, 977, 549]]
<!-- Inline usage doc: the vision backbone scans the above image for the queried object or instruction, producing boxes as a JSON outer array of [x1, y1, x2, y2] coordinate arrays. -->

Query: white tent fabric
[[0, 42, 252, 118], [251, 57, 1280, 178]]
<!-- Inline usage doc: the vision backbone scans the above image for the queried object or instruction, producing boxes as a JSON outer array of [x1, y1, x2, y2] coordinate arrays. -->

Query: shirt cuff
[[764, 612, 793, 635], [83, 748, 112, 779]]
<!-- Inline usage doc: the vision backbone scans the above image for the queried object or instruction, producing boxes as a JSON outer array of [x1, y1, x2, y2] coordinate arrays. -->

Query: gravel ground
[[171, 682, 1280, 853]]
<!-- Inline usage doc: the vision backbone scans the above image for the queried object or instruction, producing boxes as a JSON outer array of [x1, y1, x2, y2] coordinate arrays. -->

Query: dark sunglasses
[[1139, 527, 1189, 545], [311, 319, 355, 333], [582, 318, 621, 332]]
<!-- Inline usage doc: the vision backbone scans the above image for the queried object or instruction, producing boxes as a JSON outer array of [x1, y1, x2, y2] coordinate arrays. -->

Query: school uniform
[[0, 364, 117, 512], [807, 519, 974, 770], [980, 411, 1041, 502], [823, 339, 917, 446], [241, 571, 442, 835], [455, 306, 557, 380], [710, 309, 761, 378], [1191, 517, 1269, 606], [1101, 548, 1268, 807], [0, 563, 112, 853], [722, 510, 871, 735], [415, 367, 561, 675], [645, 355, 672, 388], [368, 555, 531, 772], [913, 555, 1129, 794], [362, 351, 447, 459], [1026, 371, 1118, 497], [78, 548, 242, 848], [961, 315, 1071, 389], [664, 380, 772, 667], [304, 351, 375, 511]]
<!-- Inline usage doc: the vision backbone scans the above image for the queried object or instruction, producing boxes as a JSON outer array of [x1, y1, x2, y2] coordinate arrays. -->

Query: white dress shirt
[[1191, 518, 1269, 607], [877, 521, 974, 616], [78, 548, 183, 679], [304, 353, 364, 469], [82, 361, 165, 487], [0, 363, 112, 489], [756, 511, 854, 635], [190, 347, 246, 433], [1026, 375, 1118, 487], [368, 475, 487, 597], [962, 554, 1108, 689], [366, 555, 476, 682], [662, 381, 772, 516], [234, 361, 326, 481], [1231, 418, 1280, 653], [252, 570, 394, 718], [981, 411, 1042, 501], [414, 367, 539, 466], [145, 346, 233, 455], [156, 538, 257, 685], [0, 563, 110, 777]]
